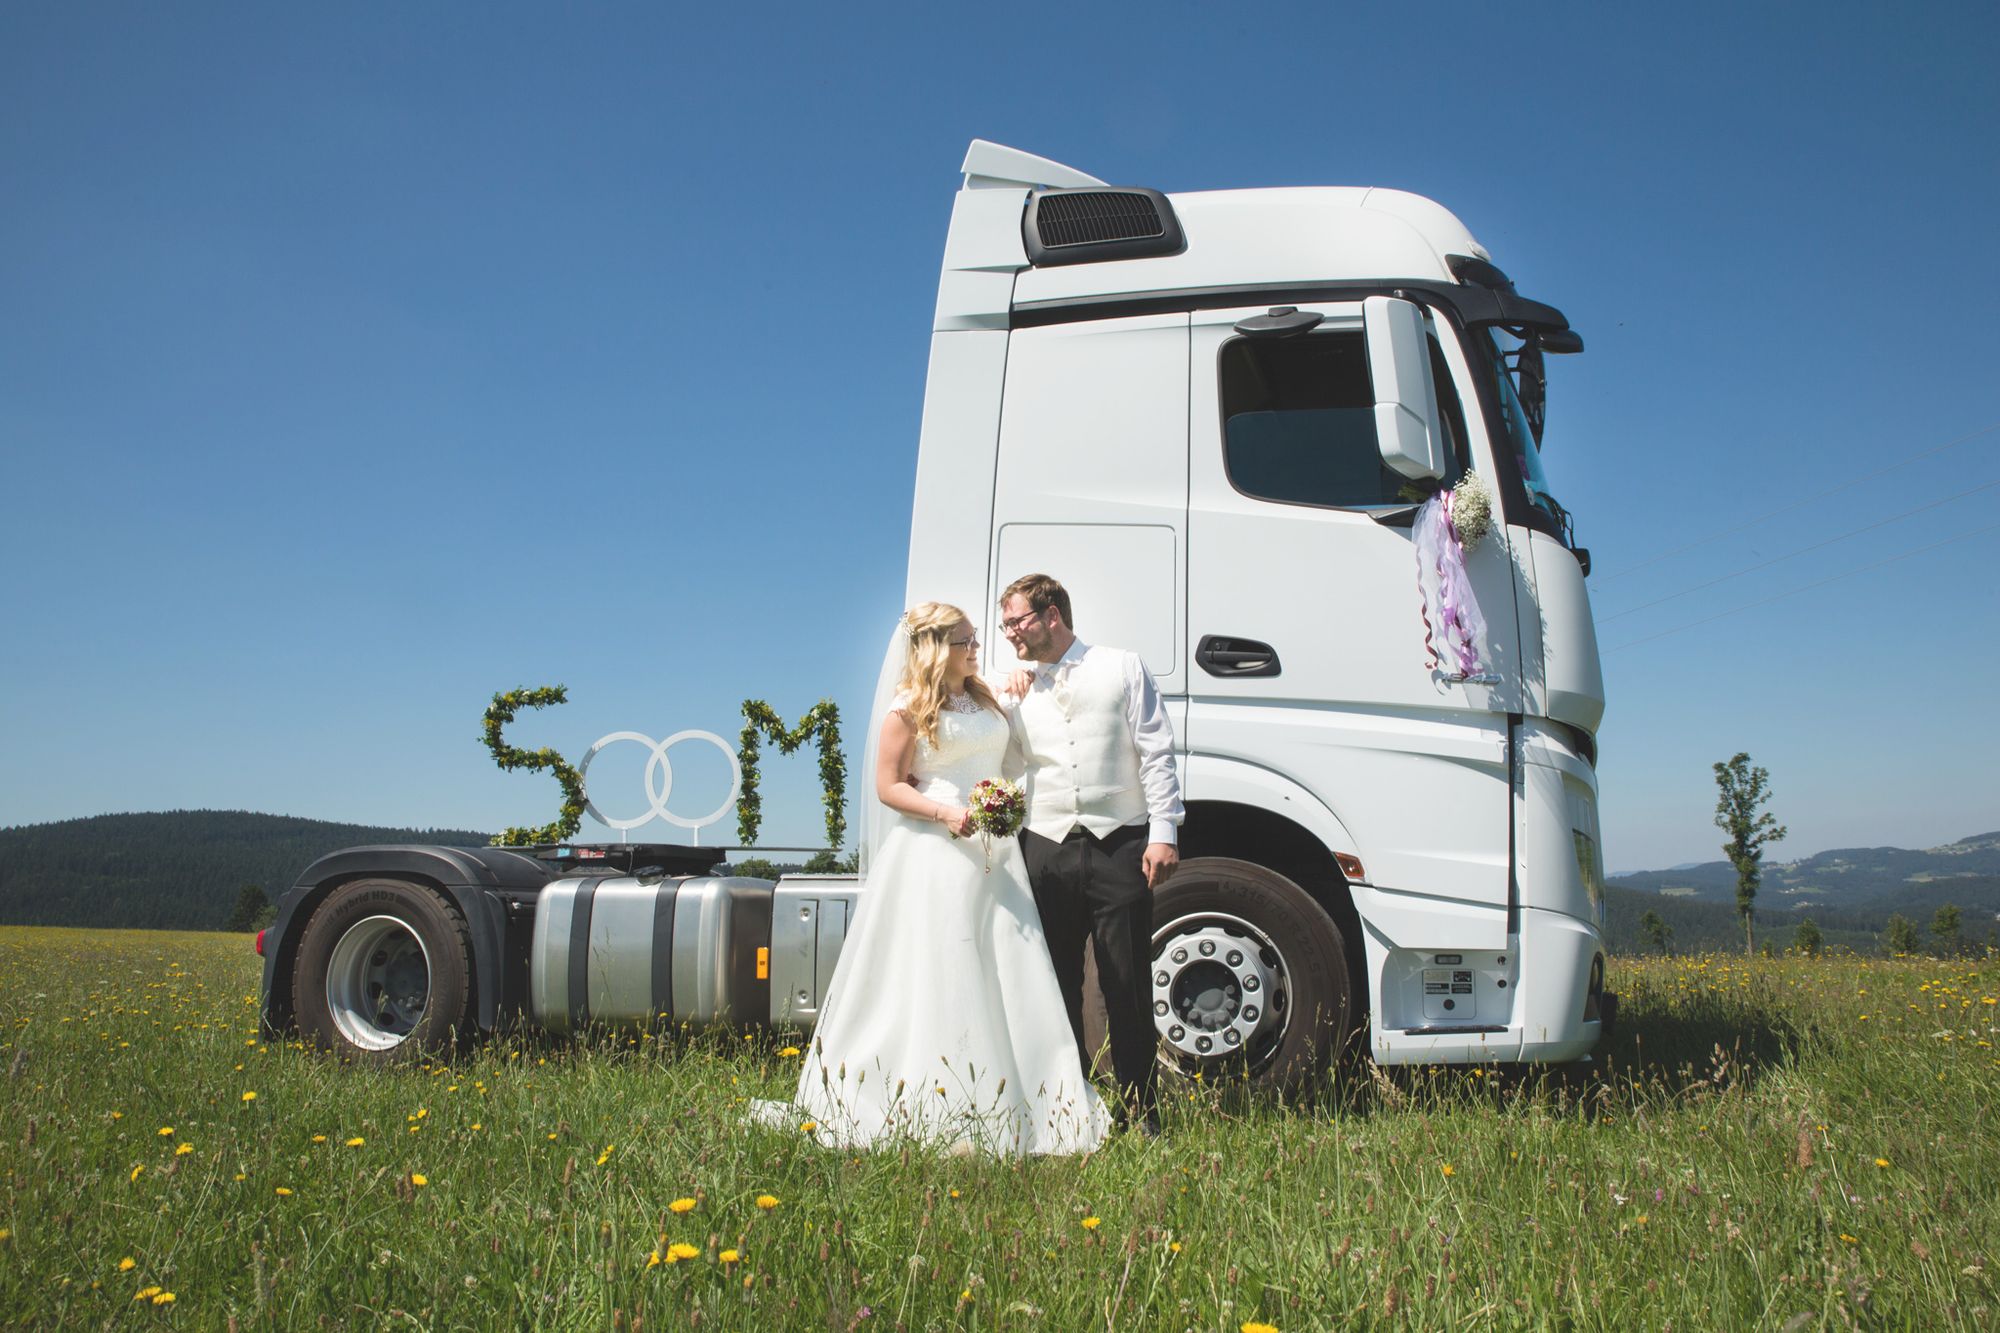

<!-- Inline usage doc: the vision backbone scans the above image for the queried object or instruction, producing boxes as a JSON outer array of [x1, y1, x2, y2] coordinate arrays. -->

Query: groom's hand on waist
[[1142, 842, 1178, 889]]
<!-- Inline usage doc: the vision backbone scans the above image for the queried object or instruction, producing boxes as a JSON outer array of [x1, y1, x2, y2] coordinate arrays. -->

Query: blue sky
[[3, 3, 1995, 872]]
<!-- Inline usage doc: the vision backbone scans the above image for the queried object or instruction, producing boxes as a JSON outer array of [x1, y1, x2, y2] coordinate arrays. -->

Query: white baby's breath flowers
[[1449, 472, 1493, 552]]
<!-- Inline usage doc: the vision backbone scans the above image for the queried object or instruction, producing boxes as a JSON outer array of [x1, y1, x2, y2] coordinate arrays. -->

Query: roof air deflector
[[960, 140, 1106, 191]]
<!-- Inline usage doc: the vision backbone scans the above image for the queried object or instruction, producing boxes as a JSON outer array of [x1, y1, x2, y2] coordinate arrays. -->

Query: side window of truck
[[1219, 331, 1467, 509]]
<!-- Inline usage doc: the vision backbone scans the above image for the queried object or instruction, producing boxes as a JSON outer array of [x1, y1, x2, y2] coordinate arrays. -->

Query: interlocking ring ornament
[[579, 729, 742, 836]]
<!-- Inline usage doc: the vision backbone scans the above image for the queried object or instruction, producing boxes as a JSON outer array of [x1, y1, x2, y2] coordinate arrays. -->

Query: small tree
[[225, 884, 272, 933], [802, 849, 858, 874], [1931, 903, 1963, 957], [1639, 909, 1672, 955], [1713, 752, 1787, 956], [1793, 916, 1823, 958], [730, 857, 786, 881], [1883, 913, 1920, 955]]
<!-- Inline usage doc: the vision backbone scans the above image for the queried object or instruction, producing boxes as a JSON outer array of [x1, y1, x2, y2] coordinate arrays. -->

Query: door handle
[[1196, 635, 1281, 678]]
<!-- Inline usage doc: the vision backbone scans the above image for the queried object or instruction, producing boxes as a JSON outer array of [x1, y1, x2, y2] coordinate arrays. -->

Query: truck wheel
[[1145, 858, 1351, 1090], [292, 879, 472, 1060]]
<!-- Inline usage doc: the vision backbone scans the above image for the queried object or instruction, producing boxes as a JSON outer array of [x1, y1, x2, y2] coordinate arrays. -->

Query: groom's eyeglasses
[[998, 608, 1046, 636]]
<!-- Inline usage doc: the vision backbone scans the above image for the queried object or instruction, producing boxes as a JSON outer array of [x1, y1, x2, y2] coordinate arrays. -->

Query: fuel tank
[[528, 873, 860, 1031]]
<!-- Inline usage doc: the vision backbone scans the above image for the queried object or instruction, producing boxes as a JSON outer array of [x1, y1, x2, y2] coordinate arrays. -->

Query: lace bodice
[[896, 690, 1015, 806]]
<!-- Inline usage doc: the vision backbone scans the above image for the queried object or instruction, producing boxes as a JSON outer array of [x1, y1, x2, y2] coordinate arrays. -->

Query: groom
[[1000, 573, 1182, 1136]]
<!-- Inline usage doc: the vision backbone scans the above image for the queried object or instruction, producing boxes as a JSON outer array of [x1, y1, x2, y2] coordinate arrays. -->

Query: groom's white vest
[[1015, 648, 1147, 841]]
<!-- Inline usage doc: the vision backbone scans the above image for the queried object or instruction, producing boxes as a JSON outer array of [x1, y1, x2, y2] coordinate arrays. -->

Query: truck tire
[[1141, 857, 1352, 1091], [292, 879, 472, 1061]]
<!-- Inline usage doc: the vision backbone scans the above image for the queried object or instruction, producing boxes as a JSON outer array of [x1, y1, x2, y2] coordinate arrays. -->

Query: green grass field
[[0, 927, 1993, 1330]]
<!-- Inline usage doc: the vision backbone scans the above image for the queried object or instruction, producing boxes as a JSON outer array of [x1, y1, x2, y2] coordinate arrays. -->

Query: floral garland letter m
[[736, 699, 846, 852]]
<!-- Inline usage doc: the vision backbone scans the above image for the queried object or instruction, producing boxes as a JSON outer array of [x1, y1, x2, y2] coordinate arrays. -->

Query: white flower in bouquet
[[1448, 472, 1493, 553]]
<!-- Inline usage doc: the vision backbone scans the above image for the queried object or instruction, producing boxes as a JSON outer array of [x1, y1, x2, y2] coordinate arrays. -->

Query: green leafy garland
[[480, 685, 586, 846], [736, 699, 845, 851]]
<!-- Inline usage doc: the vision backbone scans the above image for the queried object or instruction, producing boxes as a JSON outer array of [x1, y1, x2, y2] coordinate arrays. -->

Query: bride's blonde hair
[[897, 601, 1001, 745]]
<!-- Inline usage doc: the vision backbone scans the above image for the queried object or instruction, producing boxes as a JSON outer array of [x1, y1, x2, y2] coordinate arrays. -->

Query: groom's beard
[[1013, 628, 1058, 663]]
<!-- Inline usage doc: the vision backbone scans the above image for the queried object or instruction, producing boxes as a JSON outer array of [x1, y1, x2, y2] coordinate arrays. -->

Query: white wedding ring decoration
[[579, 730, 742, 841]]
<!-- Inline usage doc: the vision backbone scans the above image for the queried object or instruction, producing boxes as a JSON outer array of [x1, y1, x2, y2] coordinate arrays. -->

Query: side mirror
[[1362, 296, 1445, 481]]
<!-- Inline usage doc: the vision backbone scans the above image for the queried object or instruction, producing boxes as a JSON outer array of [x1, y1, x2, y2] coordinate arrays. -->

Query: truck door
[[1184, 305, 1520, 911], [987, 312, 1190, 703]]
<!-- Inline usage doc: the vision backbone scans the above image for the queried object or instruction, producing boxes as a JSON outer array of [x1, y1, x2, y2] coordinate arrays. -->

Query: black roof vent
[[1023, 187, 1186, 267]]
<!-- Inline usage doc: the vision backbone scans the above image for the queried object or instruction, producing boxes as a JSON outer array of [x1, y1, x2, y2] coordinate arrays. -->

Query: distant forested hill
[[1603, 831, 2000, 955], [1608, 832, 2000, 912], [0, 811, 492, 931]]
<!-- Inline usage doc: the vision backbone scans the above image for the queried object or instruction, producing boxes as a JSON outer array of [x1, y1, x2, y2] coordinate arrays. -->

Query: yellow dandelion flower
[[240, 1091, 257, 1103], [234, 1173, 246, 1182], [1242, 1322, 1279, 1333], [411, 1173, 428, 1187], [665, 1242, 699, 1264], [778, 1046, 801, 1058], [719, 1249, 740, 1264], [174, 1143, 193, 1156], [152, 1292, 175, 1306], [669, 1197, 697, 1214], [469, 1123, 482, 1132], [345, 1137, 365, 1148], [119, 1258, 136, 1272], [1840, 1233, 1858, 1244], [311, 1135, 327, 1144], [111, 1111, 123, 1120], [755, 1194, 780, 1210], [157, 1127, 173, 1138], [1635, 1214, 1649, 1226], [130, 1166, 144, 1182], [274, 1187, 293, 1196], [799, 1120, 817, 1134], [134, 1286, 162, 1301], [1441, 1163, 1455, 1177], [1081, 1216, 1101, 1230], [1170, 1240, 1183, 1253], [1875, 1157, 1891, 1168]]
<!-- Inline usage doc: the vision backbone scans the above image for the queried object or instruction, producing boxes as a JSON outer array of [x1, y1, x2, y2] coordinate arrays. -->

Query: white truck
[[259, 141, 1610, 1087]]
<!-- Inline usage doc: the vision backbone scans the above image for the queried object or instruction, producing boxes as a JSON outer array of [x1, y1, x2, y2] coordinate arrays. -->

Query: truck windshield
[[1483, 329, 1568, 537]]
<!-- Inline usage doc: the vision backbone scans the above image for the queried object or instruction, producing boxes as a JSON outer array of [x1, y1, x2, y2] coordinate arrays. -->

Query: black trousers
[[1020, 822, 1157, 1117]]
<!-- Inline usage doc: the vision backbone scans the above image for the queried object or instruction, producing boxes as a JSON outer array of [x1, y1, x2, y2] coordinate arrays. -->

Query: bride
[[759, 602, 1109, 1156]]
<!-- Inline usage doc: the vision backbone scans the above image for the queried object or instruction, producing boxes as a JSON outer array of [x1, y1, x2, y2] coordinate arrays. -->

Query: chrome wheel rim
[[324, 914, 431, 1051], [1150, 910, 1291, 1074]]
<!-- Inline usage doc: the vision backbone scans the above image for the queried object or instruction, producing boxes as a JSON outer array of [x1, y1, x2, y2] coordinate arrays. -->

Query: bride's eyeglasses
[[948, 634, 980, 650]]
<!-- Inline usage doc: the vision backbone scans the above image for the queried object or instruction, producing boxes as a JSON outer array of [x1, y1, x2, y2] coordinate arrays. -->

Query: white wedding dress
[[758, 690, 1109, 1156]]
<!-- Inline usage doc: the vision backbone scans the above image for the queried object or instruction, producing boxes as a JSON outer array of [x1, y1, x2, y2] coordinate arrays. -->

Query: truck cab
[[906, 142, 1607, 1073]]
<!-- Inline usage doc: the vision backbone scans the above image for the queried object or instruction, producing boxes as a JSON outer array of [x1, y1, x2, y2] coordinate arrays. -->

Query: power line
[[1596, 477, 2000, 624], [1601, 520, 2000, 654], [1591, 420, 2000, 584]]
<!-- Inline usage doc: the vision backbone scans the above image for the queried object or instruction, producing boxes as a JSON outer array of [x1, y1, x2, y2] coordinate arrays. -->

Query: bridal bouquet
[[964, 777, 1026, 871]]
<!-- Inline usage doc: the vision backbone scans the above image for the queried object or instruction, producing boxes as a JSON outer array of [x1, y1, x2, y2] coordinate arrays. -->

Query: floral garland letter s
[[481, 685, 586, 846]]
